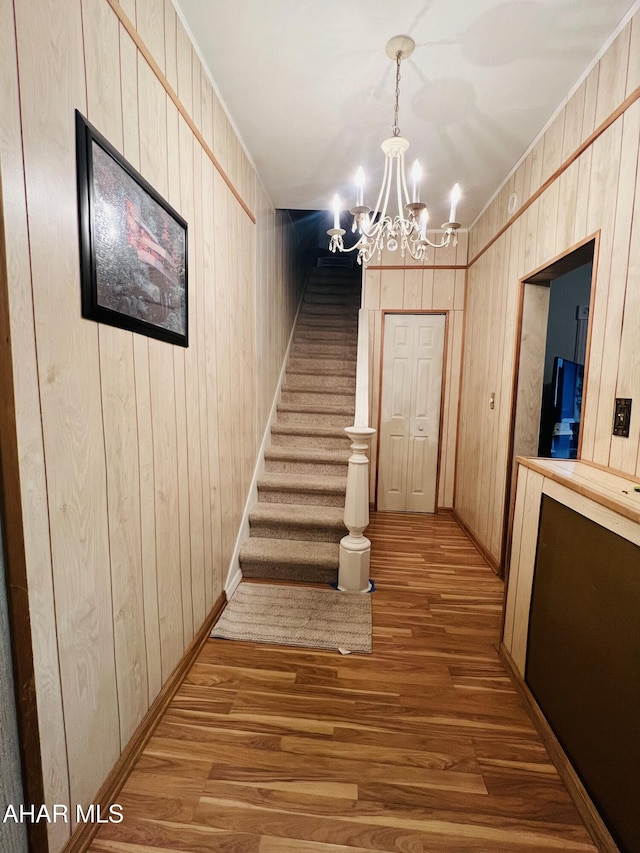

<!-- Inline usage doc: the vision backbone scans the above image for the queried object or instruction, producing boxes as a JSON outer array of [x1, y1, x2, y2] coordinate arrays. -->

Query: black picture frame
[[75, 110, 188, 347]]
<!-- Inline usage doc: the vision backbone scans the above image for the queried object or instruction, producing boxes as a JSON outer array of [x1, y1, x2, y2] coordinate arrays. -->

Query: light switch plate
[[613, 398, 632, 437]]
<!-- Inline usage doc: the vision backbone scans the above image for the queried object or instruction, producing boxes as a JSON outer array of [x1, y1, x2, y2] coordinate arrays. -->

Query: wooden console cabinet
[[502, 457, 640, 853]]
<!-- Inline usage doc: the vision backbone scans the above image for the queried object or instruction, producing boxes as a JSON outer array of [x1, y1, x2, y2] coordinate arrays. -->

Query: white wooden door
[[377, 313, 445, 512]]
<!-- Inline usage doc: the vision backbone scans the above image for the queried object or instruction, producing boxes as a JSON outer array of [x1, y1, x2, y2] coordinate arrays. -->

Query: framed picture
[[75, 110, 188, 347]]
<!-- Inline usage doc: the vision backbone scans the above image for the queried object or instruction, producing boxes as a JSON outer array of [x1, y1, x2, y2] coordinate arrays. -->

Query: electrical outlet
[[613, 398, 632, 437]]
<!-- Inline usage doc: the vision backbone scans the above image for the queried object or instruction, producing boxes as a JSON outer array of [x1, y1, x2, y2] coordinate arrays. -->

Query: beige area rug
[[211, 582, 372, 653]]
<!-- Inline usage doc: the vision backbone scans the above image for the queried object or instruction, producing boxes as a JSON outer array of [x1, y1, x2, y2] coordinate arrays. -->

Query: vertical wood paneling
[[83, 0, 149, 747], [457, 11, 639, 567], [432, 268, 455, 309], [379, 269, 404, 308], [581, 123, 623, 461], [163, 0, 177, 92], [166, 102, 193, 647], [0, 1, 70, 847], [15, 0, 120, 814], [1, 5, 299, 850], [178, 112, 206, 633], [202, 155, 224, 598], [119, 0, 136, 24], [121, 32, 163, 708], [213, 171, 234, 566], [364, 269, 381, 308], [607, 102, 640, 474], [175, 16, 193, 117], [510, 470, 544, 673], [421, 268, 434, 308], [562, 79, 586, 159], [592, 108, 637, 465], [503, 465, 529, 652], [627, 14, 640, 95], [135, 0, 165, 73], [402, 269, 421, 308], [594, 22, 631, 127], [137, 58, 183, 681]]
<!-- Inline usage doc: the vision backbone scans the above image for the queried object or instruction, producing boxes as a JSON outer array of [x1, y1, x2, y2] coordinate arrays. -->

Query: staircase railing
[[338, 307, 376, 592]]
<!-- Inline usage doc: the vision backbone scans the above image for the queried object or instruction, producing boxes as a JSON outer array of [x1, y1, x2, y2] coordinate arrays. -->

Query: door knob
[[418, 425, 424, 431]]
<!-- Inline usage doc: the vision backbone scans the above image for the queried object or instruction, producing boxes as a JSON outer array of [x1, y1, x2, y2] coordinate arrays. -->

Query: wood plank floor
[[89, 511, 598, 853]]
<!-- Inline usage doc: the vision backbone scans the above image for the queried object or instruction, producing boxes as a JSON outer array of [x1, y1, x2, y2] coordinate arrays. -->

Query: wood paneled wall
[[364, 232, 468, 508], [0, 1, 298, 850], [457, 12, 640, 564]]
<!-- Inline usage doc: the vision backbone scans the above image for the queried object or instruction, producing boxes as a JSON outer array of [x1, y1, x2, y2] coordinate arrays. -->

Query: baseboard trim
[[452, 510, 501, 574], [61, 591, 226, 853], [498, 643, 620, 853]]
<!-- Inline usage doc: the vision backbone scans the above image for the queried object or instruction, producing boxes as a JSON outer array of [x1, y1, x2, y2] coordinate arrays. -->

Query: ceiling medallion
[[328, 35, 462, 265]]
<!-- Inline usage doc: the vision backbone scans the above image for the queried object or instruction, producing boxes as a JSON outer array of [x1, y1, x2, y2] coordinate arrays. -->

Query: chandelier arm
[[421, 231, 454, 249], [359, 215, 385, 240], [341, 236, 373, 254], [378, 159, 394, 229], [399, 152, 411, 211], [370, 150, 390, 223], [395, 158, 405, 237]]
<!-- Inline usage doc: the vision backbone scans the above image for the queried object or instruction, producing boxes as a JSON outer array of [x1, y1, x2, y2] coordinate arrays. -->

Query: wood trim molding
[[514, 456, 640, 524], [469, 85, 640, 268], [104, 0, 256, 224], [499, 234, 599, 572], [61, 592, 227, 853], [453, 509, 500, 574], [498, 643, 621, 853], [366, 264, 466, 271], [0, 166, 49, 853], [452, 265, 469, 510]]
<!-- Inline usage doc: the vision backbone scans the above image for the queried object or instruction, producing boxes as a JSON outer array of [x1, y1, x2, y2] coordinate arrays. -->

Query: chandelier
[[328, 35, 461, 265]]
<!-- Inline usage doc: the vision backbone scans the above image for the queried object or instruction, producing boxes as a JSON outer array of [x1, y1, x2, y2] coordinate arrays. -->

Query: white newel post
[[338, 426, 376, 592]]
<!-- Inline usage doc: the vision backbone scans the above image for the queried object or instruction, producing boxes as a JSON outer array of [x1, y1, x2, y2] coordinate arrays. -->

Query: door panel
[[378, 314, 445, 513]]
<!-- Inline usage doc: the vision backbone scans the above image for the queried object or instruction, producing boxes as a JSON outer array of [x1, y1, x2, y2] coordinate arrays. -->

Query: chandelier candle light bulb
[[411, 160, 421, 203], [332, 194, 341, 230], [355, 167, 365, 206], [420, 208, 428, 239], [449, 183, 461, 224]]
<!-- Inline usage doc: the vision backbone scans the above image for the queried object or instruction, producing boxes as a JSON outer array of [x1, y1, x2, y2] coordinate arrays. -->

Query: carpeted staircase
[[239, 266, 362, 584]]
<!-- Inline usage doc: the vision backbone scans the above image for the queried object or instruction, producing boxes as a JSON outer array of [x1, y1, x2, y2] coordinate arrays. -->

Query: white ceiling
[[175, 0, 636, 227]]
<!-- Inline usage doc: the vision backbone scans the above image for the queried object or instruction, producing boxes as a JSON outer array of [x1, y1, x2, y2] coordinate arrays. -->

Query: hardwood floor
[[88, 511, 597, 853]]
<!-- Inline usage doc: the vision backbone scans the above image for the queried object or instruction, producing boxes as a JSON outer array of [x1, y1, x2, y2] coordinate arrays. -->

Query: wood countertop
[[515, 457, 640, 525]]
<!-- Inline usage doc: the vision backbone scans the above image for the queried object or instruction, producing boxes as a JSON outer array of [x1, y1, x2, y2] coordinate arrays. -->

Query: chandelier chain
[[392, 52, 402, 137]]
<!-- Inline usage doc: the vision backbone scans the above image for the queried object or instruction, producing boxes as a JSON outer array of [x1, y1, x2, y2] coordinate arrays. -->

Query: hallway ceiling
[[175, 0, 636, 228]]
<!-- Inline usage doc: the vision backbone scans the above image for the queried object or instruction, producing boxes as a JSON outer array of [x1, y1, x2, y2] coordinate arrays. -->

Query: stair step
[[249, 502, 346, 543], [296, 315, 359, 329], [294, 329, 356, 344], [289, 344, 357, 360], [306, 286, 362, 298], [276, 403, 354, 427], [264, 445, 350, 475], [287, 358, 356, 377], [303, 294, 361, 306], [270, 423, 350, 450], [280, 389, 355, 409], [283, 374, 356, 393], [257, 472, 347, 506], [239, 537, 339, 584], [299, 303, 359, 316]]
